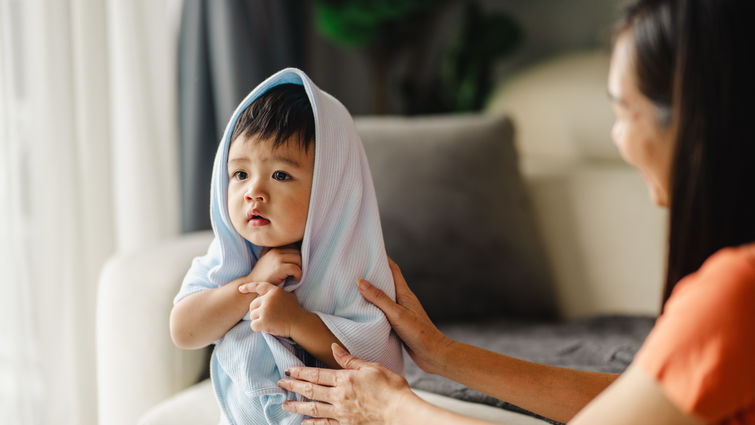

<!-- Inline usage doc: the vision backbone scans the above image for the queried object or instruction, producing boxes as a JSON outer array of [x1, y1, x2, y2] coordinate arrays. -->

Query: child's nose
[[244, 184, 267, 202]]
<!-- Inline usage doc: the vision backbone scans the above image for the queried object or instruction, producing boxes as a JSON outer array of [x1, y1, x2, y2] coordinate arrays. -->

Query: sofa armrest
[[96, 231, 214, 425]]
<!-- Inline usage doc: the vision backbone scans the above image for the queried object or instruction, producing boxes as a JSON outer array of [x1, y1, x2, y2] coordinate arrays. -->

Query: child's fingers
[[272, 253, 303, 270], [282, 253, 303, 267], [249, 296, 262, 311], [266, 247, 301, 261], [238, 282, 257, 293], [280, 263, 303, 282], [239, 281, 276, 295]]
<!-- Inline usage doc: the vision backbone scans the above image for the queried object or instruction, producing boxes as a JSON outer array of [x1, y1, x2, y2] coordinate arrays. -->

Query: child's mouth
[[247, 212, 270, 226]]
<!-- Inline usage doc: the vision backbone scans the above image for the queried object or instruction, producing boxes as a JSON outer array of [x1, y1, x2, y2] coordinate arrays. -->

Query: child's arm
[[170, 276, 257, 349], [239, 282, 344, 369], [170, 247, 303, 349]]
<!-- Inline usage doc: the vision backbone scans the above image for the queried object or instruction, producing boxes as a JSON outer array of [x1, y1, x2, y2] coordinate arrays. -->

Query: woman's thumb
[[332, 343, 363, 370]]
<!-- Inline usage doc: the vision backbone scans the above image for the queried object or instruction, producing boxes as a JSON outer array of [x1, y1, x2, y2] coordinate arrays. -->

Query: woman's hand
[[279, 343, 417, 425], [357, 258, 451, 374]]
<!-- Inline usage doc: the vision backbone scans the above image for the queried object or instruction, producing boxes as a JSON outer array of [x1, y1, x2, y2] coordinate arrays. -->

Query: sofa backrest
[[487, 50, 666, 319]]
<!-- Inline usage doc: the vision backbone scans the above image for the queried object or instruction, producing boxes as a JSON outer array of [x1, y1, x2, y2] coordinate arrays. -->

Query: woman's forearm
[[433, 340, 618, 423], [390, 390, 502, 425]]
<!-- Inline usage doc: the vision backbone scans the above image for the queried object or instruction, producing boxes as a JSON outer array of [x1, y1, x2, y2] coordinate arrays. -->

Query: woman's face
[[608, 31, 675, 207]]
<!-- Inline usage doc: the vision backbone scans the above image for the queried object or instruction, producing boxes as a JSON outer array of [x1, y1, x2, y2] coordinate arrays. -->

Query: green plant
[[314, 0, 522, 114]]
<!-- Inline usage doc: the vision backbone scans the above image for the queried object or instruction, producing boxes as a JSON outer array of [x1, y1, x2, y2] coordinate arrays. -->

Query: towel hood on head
[[174, 68, 403, 424]]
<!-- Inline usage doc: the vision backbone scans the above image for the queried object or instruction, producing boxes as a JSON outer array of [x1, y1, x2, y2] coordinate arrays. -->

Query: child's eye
[[233, 171, 248, 181], [272, 171, 291, 181]]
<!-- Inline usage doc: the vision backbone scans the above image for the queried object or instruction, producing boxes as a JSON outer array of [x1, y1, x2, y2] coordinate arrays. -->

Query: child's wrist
[[289, 309, 316, 342]]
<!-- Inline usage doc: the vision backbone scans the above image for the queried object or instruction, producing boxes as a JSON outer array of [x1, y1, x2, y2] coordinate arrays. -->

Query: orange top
[[636, 243, 755, 424]]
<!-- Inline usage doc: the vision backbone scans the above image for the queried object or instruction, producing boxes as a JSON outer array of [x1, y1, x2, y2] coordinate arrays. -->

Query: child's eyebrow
[[270, 155, 302, 168], [227, 155, 302, 168], [228, 157, 247, 165]]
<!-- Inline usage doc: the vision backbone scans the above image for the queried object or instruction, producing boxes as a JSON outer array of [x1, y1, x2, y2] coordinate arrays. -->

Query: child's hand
[[239, 282, 307, 338], [248, 246, 302, 285]]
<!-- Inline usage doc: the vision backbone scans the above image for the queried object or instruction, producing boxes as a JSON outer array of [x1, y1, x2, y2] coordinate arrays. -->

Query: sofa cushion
[[405, 315, 655, 425], [355, 114, 556, 321]]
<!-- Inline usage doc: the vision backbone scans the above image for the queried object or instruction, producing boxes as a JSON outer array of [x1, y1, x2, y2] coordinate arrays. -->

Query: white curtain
[[0, 0, 181, 424]]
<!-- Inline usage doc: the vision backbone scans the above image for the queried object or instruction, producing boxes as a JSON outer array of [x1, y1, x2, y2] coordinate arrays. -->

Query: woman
[[278, 0, 755, 423]]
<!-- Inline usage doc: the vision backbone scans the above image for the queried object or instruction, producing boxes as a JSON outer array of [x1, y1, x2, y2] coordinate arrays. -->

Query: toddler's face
[[227, 134, 314, 247]]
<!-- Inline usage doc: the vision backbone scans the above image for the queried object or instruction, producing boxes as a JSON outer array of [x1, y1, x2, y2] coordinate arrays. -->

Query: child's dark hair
[[230, 83, 315, 151]]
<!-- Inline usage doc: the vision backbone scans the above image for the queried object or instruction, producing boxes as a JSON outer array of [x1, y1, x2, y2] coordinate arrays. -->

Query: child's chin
[[239, 231, 267, 247], [246, 236, 270, 247], [246, 235, 300, 249]]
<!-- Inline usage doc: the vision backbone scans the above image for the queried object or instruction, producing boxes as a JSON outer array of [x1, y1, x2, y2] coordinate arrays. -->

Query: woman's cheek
[[612, 123, 636, 166]]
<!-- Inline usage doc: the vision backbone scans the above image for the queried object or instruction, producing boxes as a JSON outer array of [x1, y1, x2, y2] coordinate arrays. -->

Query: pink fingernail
[[332, 343, 346, 356], [356, 278, 368, 291]]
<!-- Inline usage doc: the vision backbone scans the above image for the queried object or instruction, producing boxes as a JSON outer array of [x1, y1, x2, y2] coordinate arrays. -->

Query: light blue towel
[[174, 68, 404, 425]]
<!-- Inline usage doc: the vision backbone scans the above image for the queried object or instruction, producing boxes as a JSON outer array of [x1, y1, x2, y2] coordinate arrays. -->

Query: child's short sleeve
[[635, 246, 755, 424], [173, 237, 223, 305]]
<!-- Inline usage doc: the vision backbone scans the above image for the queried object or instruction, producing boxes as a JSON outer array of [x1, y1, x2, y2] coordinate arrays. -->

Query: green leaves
[[314, 0, 522, 114], [314, 0, 434, 48]]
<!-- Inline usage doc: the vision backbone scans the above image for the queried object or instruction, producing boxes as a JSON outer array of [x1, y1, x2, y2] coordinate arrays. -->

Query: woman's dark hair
[[230, 83, 315, 151], [620, 0, 755, 307], [616, 0, 677, 126], [665, 0, 755, 302]]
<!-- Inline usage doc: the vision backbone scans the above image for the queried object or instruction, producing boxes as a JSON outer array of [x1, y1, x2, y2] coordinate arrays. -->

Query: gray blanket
[[403, 315, 655, 425]]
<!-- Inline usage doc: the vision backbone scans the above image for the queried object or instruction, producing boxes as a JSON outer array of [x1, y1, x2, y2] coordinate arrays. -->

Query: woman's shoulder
[[636, 242, 755, 422], [702, 241, 755, 270], [661, 242, 755, 332], [680, 242, 755, 308]]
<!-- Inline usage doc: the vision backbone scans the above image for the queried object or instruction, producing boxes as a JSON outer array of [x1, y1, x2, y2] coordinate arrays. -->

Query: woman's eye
[[272, 171, 291, 181], [233, 171, 248, 180]]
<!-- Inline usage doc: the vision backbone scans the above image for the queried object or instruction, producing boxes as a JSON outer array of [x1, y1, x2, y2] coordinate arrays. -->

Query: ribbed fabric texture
[[174, 68, 403, 425]]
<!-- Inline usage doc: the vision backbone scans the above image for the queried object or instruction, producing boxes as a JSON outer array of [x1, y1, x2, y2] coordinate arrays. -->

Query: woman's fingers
[[356, 278, 403, 322], [278, 378, 336, 404], [301, 419, 338, 425], [331, 343, 369, 370], [281, 401, 337, 420], [284, 366, 340, 387], [387, 257, 418, 306], [281, 350, 411, 423]]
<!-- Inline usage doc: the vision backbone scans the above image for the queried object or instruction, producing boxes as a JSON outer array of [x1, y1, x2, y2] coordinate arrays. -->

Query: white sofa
[[96, 50, 665, 425]]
